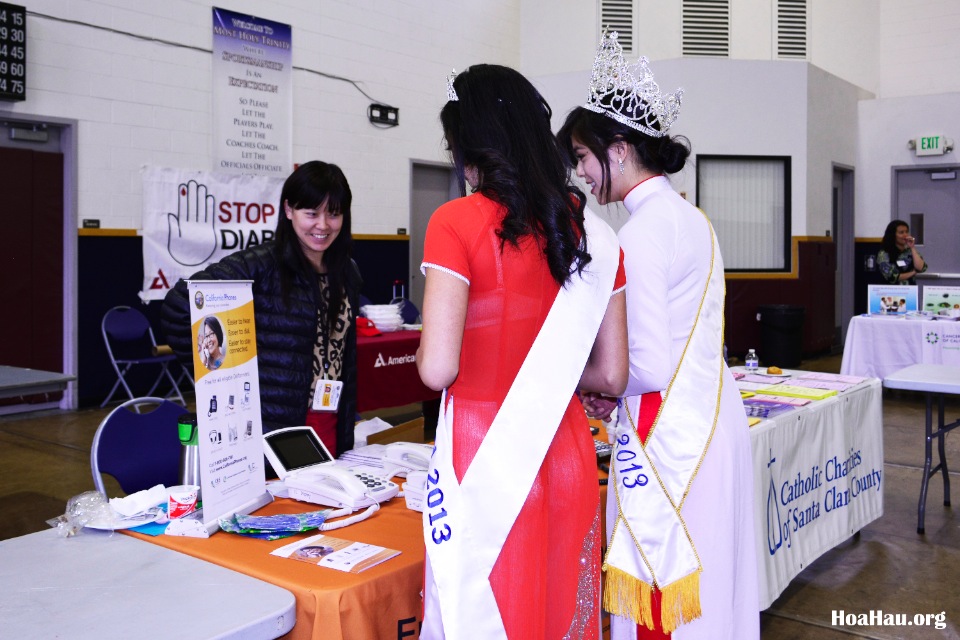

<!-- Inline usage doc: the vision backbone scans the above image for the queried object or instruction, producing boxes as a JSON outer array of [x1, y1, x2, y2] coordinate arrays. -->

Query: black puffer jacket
[[160, 241, 360, 455]]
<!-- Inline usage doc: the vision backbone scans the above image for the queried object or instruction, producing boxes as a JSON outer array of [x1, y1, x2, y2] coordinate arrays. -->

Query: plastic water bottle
[[745, 349, 759, 370]]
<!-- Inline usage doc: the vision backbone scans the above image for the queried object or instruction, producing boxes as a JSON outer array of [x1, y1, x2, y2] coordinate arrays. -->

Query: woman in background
[[559, 31, 759, 640], [417, 64, 627, 639], [162, 160, 360, 455], [877, 219, 927, 285]]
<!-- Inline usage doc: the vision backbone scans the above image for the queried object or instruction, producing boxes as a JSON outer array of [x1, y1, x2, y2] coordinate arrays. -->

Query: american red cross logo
[[149, 269, 171, 289]]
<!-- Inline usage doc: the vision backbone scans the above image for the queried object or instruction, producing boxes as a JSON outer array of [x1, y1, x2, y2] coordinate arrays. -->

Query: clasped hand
[[580, 391, 618, 421]]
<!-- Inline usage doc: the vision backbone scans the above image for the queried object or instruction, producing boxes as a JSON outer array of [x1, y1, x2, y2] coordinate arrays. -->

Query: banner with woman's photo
[[186, 279, 269, 532]]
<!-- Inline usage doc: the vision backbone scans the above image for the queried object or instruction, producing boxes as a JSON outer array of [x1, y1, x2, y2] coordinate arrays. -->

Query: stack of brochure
[[796, 372, 865, 384], [742, 398, 795, 419], [756, 384, 837, 400], [737, 374, 788, 393], [788, 378, 857, 393], [789, 372, 865, 393], [749, 394, 811, 407], [338, 444, 396, 478]]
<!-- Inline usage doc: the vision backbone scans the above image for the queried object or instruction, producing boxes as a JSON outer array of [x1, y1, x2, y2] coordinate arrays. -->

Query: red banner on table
[[356, 330, 438, 412]]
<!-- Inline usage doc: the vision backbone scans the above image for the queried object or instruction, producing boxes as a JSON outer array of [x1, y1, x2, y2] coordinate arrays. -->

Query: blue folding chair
[[101, 306, 187, 407], [90, 397, 186, 495]]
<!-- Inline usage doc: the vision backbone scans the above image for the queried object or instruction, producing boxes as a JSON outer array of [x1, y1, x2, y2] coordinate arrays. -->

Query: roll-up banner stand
[[187, 280, 271, 536]]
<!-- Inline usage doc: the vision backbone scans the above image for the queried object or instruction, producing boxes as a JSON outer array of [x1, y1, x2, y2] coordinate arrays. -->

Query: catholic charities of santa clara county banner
[[139, 166, 283, 301], [212, 7, 292, 176]]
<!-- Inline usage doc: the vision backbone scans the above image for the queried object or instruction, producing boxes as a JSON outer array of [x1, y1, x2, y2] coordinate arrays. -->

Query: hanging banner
[[139, 165, 283, 302], [212, 7, 292, 176], [187, 280, 269, 533]]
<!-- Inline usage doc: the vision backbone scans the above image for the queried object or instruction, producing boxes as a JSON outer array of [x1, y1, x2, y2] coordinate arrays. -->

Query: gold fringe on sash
[[659, 569, 702, 633], [602, 565, 655, 629], [602, 566, 702, 633]]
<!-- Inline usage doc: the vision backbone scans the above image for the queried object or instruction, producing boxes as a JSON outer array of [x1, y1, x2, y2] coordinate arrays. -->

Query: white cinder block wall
[[11, 0, 520, 233], [8, 0, 960, 237]]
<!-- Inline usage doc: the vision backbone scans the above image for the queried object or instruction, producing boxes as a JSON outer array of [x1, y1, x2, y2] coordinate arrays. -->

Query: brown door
[[0, 146, 64, 371]]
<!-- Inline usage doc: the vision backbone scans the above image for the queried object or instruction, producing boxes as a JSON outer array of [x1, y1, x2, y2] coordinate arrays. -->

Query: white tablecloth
[[750, 378, 883, 609], [840, 315, 960, 380]]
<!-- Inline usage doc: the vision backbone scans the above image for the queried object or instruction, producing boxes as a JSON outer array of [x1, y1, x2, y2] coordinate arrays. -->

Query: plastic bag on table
[[48, 491, 114, 537], [218, 509, 335, 540]]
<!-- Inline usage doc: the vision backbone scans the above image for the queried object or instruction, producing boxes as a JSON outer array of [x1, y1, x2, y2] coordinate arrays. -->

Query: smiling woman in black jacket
[[162, 161, 361, 456]]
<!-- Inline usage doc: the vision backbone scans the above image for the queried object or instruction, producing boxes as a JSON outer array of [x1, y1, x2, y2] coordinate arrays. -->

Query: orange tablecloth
[[127, 496, 425, 640], [127, 424, 612, 639]]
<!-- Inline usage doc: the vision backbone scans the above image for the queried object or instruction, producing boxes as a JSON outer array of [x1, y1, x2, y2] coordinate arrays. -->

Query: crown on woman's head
[[584, 31, 682, 138], [447, 69, 460, 102]]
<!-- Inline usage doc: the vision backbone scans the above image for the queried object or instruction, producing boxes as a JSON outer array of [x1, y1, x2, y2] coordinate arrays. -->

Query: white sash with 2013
[[421, 211, 619, 638]]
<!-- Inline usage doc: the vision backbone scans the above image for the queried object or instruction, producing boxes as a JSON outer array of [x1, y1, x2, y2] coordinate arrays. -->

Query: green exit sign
[[915, 134, 947, 156]]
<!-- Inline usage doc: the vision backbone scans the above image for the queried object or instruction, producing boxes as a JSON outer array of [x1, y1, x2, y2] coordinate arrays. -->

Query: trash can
[[756, 304, 805, 368]]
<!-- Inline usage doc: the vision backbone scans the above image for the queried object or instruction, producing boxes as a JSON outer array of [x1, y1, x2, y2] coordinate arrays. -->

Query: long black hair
[[881, 219, 908, 257], [558, 105, 691, 204], [441, 64, 590, 285], [274, 161, 353, 329]]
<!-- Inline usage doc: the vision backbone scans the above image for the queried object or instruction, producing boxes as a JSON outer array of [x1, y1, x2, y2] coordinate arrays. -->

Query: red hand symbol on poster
[[167, 180, 219, 267]]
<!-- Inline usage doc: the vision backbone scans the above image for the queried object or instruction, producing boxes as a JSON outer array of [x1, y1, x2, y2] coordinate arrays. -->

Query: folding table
[[0, 365, 75, 415], [882, 363, 960, 534], [0, 527, 296, 639]]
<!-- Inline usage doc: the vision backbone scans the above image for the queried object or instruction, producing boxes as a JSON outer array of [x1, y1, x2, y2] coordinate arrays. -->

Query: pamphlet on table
[[742, 398, 795, 419], [271, 532, 400, 573], [749, 394, 811, 407], [756, 384, 837, 400], [741, 373, 787, 384], [787, 378, 858, 393], [795, 372, 865, 385], [737, 381, 780, 392]]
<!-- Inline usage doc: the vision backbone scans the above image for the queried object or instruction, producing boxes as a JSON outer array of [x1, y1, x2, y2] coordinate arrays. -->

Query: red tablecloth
[[356, 330, 439, 412]]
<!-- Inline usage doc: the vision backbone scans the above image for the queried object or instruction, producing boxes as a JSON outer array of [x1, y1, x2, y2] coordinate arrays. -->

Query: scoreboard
[[0, 2, 26, 101]]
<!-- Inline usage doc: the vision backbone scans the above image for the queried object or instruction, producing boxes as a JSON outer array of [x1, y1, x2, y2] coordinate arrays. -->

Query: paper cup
[[167, 484, 199, 519], [604, 416, 617, 444]]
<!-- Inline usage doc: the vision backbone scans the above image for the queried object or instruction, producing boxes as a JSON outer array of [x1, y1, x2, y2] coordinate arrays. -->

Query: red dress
[[422, 193, 626, 638]]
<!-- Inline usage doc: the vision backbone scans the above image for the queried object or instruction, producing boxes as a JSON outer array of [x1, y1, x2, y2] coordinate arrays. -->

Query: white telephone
[[263, 427, 399, 510], [381, 442, 434, 474]]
